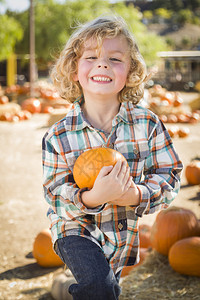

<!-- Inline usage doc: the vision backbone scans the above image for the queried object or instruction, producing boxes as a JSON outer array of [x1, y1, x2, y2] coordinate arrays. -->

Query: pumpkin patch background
[[0, 91, 199, 299]]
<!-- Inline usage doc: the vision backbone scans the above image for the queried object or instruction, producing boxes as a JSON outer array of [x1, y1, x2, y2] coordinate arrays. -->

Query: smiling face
[[74, 35, 131, 101]]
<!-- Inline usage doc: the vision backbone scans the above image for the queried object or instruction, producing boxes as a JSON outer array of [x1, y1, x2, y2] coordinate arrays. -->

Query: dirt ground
[[0, 93, 199, 300]]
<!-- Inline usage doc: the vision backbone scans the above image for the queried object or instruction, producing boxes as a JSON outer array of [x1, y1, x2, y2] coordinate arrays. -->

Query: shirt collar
[[113, 101, 136, 126], [64, 97, 136, 132]]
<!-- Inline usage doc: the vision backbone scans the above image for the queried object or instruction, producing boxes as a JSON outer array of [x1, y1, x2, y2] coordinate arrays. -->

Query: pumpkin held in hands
[[169, 236, 200, 277], [33, 229, 64, 267], [73, 148, 127, 189], [150, 206, 199, 256]]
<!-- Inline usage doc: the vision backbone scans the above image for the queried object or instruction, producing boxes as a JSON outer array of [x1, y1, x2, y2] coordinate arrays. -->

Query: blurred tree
[[150, 0, 184, 11], [175, 9, 193, 25], [180, 37, 191, 49], [10, 0, 167, 68], [113, 2, 167, 66], [188, 0, 200, 10], [154, 8, 172, 20], [143, 10, 153, 20], [165, 37, 175, 48], [0, 14, 23, 61], [192, 16, 200, 25]]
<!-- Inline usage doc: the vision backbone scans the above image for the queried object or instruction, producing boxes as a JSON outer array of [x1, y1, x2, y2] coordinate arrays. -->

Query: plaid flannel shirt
[[42, 97, 183, 274]]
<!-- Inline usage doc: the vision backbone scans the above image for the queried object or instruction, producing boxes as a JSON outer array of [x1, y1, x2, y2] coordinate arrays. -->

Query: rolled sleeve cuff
[[134, 184, 150, 217], [74, 188, 105, 215]]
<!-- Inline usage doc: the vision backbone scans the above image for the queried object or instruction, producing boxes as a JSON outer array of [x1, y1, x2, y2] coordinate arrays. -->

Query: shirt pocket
[[115, 141, 150, 182]]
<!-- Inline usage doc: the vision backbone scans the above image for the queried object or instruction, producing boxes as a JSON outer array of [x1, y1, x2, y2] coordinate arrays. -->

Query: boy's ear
[[125, 79, 129, 87], [73, 73, 78, 81]]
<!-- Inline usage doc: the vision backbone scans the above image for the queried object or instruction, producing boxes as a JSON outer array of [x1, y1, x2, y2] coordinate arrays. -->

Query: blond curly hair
[[51, 15, 147, 104]]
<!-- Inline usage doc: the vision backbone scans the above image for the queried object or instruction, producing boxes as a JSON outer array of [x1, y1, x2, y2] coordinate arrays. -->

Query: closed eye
[[86, 56, 97, 60], [109, 58, 122, 62]]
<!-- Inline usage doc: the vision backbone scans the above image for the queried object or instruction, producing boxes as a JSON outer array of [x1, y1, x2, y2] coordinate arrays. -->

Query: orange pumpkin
[[150, 206, 199, 256], [42, 105, 54, 114], [178, 127, 190, 138], [33, 229, 64, 267], [121, 248, 149, 277], [139, 224, 152, 248], [73, 148, 127, 189], [169, 236, 200, 277], [167, 114, 178, 123], [159, 114, 168, 123], [21, 98, 41, 114], [22, 110, 32, 120], [0, 112, 12, 121], [177, 113, 189, 123], [0, 95, 9, 104], [167, 126, 178, 138], [173, 94, 183, 107], [185, 161, 200, 185], [189, 112, 199, 123], [197, 219, 200, 236], [161, 92, 174, 105]]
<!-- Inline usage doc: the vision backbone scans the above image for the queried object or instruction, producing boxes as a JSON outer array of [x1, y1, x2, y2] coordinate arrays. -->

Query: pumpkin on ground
[[139, 224, 152, 248], [0, 95, 9, 104], [121, 248, 149, 277], [51, 272, 75, 300], [169, 236, 200, 277], [167, 126, 178, 138], [150, 206, 199, 256], [178, 127, 190, 138], [33, 228, 64, 267], [21, 98, 41, 114], [185, 160, 200, 185], [73, 148, 127, 189]]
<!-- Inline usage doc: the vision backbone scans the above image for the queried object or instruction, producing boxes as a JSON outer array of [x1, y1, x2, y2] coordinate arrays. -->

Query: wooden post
[[30, 0, 35, 97], [7, 54, 17, 87]]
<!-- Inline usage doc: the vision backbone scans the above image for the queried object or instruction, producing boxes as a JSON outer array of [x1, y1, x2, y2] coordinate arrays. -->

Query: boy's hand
[[81, 160, 132, 208], [109, 179, 140, 207], [93, 160, 132, 201]]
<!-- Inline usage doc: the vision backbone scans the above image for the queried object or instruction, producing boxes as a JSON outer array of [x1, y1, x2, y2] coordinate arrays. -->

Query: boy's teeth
[[92, 76, 111, 82]]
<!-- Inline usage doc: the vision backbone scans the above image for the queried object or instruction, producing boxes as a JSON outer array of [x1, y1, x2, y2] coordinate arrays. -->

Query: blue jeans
[[55, 235, 121, 300]]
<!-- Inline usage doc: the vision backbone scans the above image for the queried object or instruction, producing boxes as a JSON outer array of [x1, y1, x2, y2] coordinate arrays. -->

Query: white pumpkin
[[51, 271, 76, 300]]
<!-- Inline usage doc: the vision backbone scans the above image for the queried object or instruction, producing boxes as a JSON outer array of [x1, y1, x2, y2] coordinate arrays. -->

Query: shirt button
[[118, 223, 123, 230], [102, 144, 107, 148], [133, 148, 139, 155]]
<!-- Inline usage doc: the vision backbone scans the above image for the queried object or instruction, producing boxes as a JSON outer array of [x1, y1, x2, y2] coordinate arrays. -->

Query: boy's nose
[[98, 64, 108, 69], [97, 60, 108, 69]]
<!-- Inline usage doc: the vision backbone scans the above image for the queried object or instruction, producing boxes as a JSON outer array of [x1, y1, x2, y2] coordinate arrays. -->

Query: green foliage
[[187, 0, 200, 10], [8, 0, 167, 67], [140, 0, 200, 26], [138, 33, 169, 66], [180, 37, 191, 49], [175, 9, 193, 25], [143, 10, 153, 20], [0, 14, 23, 61], [12, 0, 112, 65], [192, 16, 200, 25], [165, 37, 175, 48], [150, 0, 184, 11], [112, 3, 167, 66], [154, 8, 172, 19]]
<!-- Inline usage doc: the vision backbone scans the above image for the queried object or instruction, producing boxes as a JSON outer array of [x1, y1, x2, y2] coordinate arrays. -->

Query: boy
[[43, 16, 183, 299]]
